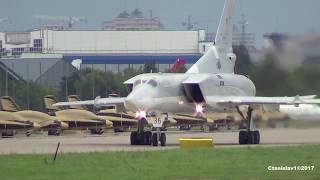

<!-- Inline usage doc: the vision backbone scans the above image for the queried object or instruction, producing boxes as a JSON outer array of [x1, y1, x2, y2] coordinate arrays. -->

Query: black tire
[[26, 131, 32, 137], [247, 131, 255, 144], [138, 132, 147, 145], [145, 131, 152, 145], [48, 129, 56, 136], [99, 129, 104, 135], [49, 129, 60, 136], [152, 133, 158, 146], [97, 128, 104, 135], [2, 130, 14, 137], [160, 133, 166, 146], [239, 131, 248, 144], [130, 131, 137, 145], [90, 129, 97, 134], [253, 130, 260, 144]]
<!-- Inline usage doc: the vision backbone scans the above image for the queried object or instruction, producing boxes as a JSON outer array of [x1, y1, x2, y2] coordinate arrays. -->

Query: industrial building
[[0, 29, 206, 72], [0, 26, 257, 88]]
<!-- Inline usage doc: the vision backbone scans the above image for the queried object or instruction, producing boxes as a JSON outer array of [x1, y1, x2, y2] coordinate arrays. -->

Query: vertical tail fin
[[187, 0, 236, 74], [67, 95, 88, 110], [0, 96, 20, 112], [43, 95, 64, 112], [171, 59, 186, 73], [215, 0, 235, 51]]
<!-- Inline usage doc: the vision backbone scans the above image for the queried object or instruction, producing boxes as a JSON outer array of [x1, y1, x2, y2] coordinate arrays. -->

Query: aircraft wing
[[53, 97, 126, 107], [206, 95, 320, 106], [0, 120, 33, 129], [174, 114, 206, 122]]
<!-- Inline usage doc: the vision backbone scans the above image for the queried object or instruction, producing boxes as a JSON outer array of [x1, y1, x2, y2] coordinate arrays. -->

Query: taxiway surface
[[0, 128, 320, 154]]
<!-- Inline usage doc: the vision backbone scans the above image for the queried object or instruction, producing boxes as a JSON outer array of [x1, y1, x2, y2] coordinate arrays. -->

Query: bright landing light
[[135, 111, 147, 119], [195, 104, 203, 113]]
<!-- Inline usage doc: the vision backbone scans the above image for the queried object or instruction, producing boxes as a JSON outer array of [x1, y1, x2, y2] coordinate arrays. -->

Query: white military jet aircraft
[[54, 0, 320, 146]]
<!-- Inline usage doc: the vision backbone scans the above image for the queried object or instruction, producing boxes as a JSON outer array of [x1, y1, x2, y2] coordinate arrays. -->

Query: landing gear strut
[[130, 118, 152, 145], [236, 106, 260, 144]]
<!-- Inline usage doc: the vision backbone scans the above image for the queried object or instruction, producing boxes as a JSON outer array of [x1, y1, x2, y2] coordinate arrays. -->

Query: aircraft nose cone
[[124, 97, 140, 112], [124, 84, 156, 112]]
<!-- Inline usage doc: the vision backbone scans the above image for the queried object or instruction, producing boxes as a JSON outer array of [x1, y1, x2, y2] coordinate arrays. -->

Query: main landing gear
[[236, 106, 260, 144], [130, 118, 166, 146]]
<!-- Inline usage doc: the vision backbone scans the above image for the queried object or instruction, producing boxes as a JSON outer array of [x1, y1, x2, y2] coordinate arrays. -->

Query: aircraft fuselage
[[124, 73, 256, 114]]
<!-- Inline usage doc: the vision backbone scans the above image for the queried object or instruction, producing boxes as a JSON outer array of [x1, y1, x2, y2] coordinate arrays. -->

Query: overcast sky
[[0, 0, 319, 47]]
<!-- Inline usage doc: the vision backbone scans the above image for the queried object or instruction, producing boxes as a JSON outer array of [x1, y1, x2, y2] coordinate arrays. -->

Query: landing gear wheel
[[48, 129, 60, 136], [91, 128, 104, 135], [253, 130, 260, 144], [247, 131, 255, 144], [239, 130, 248, 144], [130, 131, 137, 145], [2, 130, 14, 137], [160, 133, 166, 146], [239, 130, 260, 144], [138, 132, 146, 145], [25, 131, 32, 137], [152, 133, 158, 146], [145, 131, 152, 145], [237, 106, 261, 145]]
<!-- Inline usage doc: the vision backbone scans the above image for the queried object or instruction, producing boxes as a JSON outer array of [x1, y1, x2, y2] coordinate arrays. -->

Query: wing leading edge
[[53, 96, 126, 107], [206, 95, 320, 106]]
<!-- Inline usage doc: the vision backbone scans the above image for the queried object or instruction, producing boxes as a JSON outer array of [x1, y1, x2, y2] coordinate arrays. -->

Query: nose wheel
[[130, 131, 152, 145], [130, 117, 167, 146], [130, 118, 152, 145], [151, 131, 166, 146]]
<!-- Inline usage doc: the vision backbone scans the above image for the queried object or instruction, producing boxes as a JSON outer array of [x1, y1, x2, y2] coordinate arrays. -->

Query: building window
[[0, 40, 2, 57], [12, 48, 25, 56], [32, 39, 43, 53]]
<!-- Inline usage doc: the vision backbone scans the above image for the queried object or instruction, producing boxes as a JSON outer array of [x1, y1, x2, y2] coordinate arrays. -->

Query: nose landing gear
[[130, 114, 167, 146], [151, 129, 166, 146], [130, 118, 152, 145]]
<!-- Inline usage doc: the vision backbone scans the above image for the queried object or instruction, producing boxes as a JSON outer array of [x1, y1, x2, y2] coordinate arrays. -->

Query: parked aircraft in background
[[54, 0, 320, 146], [43, 95, 112, 134], [0, 96, 66, 136], [0, 111, 33, 137], [67, 95, 137, 132]]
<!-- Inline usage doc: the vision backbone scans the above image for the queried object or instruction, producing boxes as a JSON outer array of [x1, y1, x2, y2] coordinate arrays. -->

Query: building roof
[[63, 53, 201, 64]]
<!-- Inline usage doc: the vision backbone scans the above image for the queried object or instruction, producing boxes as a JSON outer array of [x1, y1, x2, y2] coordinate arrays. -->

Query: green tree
[[287, 63, 320, 96], [250, 54, 294, 96], [233, 45, 255, 76], [11, 81, 57, 111]]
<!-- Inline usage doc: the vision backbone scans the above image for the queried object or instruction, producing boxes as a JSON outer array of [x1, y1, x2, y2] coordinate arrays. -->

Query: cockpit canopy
[[147, 79, 158, 87], [124, 74, 161, 93], [133, 78, 158, 89]]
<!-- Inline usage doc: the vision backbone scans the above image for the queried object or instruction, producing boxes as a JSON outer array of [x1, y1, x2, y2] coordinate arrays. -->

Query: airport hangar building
[[0, 29, 254, 87]]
